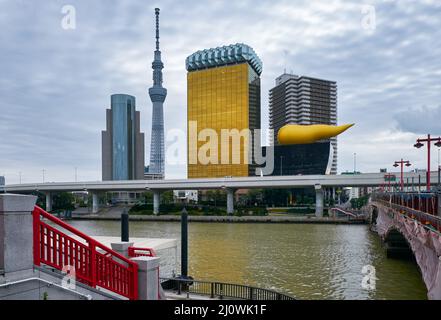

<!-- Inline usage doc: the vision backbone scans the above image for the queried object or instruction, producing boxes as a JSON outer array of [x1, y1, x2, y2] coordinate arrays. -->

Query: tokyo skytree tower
[[148, 8, 167, 176]]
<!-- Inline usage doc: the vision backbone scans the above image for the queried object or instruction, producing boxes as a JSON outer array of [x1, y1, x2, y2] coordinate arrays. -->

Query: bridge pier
[[227, 188, 235, 215], [315, 184, 324, 217], [92, 192, 99, 214], [45, 192, 52, 212], [153, 190, 160, 215]]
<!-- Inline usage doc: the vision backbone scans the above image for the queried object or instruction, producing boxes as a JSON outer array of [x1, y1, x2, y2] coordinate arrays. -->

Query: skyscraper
[[269, 73, 338, 174], [148, 8, 166, 176], [186, 43, 262, 178], [102, 94, 145, 181]]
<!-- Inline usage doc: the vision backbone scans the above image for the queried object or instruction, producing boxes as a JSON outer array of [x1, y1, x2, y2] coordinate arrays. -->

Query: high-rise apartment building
[[102, 94, 145, 181], [186, 43, 262, 178], [269, 73, 338, 174]]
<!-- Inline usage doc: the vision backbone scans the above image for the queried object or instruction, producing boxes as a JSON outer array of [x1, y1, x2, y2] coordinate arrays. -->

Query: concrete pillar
[[0, 194, 37, 276], [92, 192, 99, 214], [131, 256, 160, 300], [111, 241, 134, 259], [227, 188, 235, 215], [332, 188, 336, 202], [45, 192, 52, 212], [315, 184, 324, 217], [153, 190, 160, 215], [111, 242, 134, 265]]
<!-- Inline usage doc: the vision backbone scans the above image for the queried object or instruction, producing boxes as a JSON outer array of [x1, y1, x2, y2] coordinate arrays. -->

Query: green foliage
[[31, 191, 46, 209], [263, 189, 290, 206], [350, 195, 369, 210], [52, 192, 75, 211]]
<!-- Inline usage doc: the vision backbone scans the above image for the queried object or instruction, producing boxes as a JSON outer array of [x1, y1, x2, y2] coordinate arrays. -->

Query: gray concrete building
[[269, 73, 338, 174], [102, 94, 145, 181]]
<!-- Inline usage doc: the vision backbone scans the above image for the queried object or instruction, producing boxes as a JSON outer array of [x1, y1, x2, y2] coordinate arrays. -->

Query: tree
[[52, 192, 75, 211]]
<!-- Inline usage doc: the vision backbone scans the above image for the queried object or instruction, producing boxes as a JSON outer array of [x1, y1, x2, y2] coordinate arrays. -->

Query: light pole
[[414, 135, 441, 191], [393, 159, 412, 191], [384, 173, 395, 192], [19, 171, 22, 184], [75, 167, 78, 182], [42, 169, 46, 183], [354, 153, 357, 173]]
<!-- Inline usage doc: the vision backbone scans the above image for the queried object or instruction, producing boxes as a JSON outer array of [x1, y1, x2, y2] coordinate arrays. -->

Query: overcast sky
[[1, 0, 440, 184]]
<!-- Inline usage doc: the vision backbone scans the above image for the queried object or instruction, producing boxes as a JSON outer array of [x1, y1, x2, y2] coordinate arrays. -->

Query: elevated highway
[[2, 171, 438, 216]]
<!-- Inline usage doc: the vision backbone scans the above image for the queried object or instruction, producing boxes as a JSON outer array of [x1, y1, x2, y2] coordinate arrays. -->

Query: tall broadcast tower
[[148, 8, 167, 176]]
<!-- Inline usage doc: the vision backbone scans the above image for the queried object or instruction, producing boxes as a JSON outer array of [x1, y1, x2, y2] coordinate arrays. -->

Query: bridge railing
[[160, 277, 296, 300], [373, 192, 438, 215], [128, 247, 157, 258], [372, 192, 441, 232], [33, 206, 139, 300]]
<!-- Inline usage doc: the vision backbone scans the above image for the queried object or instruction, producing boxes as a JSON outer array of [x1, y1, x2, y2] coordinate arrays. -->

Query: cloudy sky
[[0, 0, 440, 184]]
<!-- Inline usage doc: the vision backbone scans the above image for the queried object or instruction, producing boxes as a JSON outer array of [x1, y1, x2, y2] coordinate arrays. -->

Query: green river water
[[67, 220, 427, 300]]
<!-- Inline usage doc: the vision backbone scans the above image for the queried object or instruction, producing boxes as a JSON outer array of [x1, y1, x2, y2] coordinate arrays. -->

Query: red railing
[[373, 192, 441, 232], [128, 247, 157, 258], [33, 206, 138, 300], [376, 192, 439, 216]]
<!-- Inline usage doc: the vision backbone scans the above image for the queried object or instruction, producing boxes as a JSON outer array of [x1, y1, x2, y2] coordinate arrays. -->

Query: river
[[67, 220, 427, 300]]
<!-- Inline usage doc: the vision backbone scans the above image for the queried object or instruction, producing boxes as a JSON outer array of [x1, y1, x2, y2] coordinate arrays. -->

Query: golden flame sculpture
[[278, 124, 354, 145]]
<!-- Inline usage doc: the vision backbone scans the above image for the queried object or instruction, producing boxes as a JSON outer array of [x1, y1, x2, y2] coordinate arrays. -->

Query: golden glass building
[[186, 44, 263, 178]]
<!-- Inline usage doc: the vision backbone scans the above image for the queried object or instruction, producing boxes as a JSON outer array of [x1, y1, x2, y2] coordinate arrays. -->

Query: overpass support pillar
[[153, 190, 160, 215], [92, 192, 99, 214], [227, 188, 235, 215], [45, 192, 52, 212], [315, 184, 324, 218]]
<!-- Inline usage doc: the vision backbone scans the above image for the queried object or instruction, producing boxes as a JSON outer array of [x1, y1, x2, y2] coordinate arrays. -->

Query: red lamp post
[[384, 173, 395, 192], [414, 135, 441, 191], [393, 159, 411, 191]]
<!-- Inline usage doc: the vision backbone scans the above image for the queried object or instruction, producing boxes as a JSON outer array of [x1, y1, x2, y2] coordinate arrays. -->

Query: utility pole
[[354, 153, 357, 173]]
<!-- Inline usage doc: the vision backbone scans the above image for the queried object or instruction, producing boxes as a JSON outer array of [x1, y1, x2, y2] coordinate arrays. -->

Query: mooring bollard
[[121, 208, 129, 242], [181, 207, 188, 278]]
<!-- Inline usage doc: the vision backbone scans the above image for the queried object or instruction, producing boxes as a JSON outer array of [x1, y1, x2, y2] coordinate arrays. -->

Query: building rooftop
[[185, 43, 263, 75]]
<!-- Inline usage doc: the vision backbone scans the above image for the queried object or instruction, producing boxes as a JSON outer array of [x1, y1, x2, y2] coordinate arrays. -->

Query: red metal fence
[[33, 206, 138, 300], [373, 192, 441, 232], [375, 192, 438, 216], [128, 247, 157, 258]]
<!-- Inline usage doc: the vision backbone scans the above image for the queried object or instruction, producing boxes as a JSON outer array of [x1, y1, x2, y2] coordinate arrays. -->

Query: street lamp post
[[414, 135, 441, 191], [354, 153, 357, 173], [393, 159, 412, 191]]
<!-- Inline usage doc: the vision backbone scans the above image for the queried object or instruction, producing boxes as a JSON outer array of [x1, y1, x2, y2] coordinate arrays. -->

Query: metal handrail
[[160, 277, 296, 300], [372, 192, 441, 233], [128, 247, 157, 258], [33, 206, 138, 300]]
